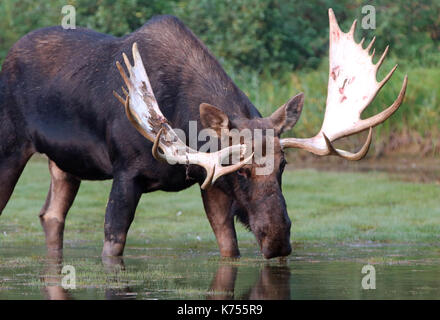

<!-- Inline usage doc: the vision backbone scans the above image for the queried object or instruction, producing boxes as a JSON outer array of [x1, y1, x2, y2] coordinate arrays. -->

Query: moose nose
[[262, 242, 292, 259]]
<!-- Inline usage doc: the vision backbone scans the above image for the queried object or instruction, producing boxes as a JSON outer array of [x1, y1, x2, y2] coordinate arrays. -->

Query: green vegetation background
[[1, 0, 439, 155]]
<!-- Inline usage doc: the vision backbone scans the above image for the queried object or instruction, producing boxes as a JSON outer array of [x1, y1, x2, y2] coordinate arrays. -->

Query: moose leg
[[0, 150, 33, 215], [102, 175, 142, 257], [201, 187, 240, 258], [39, 160, 81, 250]]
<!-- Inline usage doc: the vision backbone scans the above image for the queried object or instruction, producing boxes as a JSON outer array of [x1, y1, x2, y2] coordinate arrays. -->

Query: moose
[[0, 9, 406, 259]]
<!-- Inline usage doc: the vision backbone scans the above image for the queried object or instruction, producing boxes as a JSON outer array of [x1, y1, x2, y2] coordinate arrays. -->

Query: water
[[0, 243, 439, 299]]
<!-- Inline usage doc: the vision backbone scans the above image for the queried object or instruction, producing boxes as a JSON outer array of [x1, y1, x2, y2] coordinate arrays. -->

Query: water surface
[[0, 243, 439, 299]]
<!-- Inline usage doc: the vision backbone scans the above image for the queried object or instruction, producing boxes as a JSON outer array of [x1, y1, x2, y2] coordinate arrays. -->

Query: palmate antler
[[113, 43, 253, 189], [281, 9, 408, 160]]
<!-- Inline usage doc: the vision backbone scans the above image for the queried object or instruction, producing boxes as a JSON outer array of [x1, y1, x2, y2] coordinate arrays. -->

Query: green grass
[[1, 156, 439, 251]]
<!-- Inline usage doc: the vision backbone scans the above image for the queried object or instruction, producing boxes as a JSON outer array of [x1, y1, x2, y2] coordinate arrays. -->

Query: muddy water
[[0, 244, 439, 299]]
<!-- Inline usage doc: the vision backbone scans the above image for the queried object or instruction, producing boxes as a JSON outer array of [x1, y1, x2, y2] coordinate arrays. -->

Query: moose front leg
[[102, 175, 142, 257], [201, 187, 240, 258], [40, 160, 81, 251]]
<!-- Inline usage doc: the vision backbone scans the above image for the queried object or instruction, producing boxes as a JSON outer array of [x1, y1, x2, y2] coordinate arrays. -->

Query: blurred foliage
[[1, 0, 438, 71], [0, 0, 439, 153]]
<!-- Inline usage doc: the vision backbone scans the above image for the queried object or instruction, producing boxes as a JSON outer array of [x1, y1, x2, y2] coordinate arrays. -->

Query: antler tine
[[349, 19, 357, 37], [366, 36, 376, 52], [376, 45, 389, 71], [324, 127, 373, 161], [212, 145, 254, 184], [328, 8, 342, 33], [360, 75, 408, 129], [116, 61, 132, 92], [199, 144, 251, 189], [113, 90, 126, 105], [152, 127, 166, 162], [379, 64, 398, 88], [121, 86, 129, 97], [359, 37, 365, 47], [122, 52, 133, 75], [132, 42, 142, 68]]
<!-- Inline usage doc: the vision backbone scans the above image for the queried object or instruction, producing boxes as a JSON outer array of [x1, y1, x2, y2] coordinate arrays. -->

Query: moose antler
[[281, 8, 408, 160], [113, 43, 253, 189]]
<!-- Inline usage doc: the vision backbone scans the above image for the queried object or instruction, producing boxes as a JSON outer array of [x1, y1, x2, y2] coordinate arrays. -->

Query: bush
[[1, 0, 438, 71]]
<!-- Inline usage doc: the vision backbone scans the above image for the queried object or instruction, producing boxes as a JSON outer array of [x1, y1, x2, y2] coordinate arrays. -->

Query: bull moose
[[0, 9, 406, 259]]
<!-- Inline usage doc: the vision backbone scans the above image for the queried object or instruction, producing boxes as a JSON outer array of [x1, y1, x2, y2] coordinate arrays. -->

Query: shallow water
[[0, 243, 439, 300]]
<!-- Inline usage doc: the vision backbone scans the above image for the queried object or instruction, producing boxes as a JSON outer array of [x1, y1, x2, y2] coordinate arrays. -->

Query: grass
[[1, 156, 439, 251]]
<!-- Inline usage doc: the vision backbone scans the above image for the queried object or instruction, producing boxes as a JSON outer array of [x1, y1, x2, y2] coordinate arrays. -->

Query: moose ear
[[199, 103, 230, 137], [270, 93, 304, 135]]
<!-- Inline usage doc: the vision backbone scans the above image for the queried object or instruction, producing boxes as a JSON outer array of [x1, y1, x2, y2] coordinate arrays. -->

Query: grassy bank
[[1, 157, 439, 252]]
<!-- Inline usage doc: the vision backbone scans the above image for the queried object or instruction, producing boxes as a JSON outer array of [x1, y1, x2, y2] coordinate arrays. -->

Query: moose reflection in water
[[40, 251, 72, 300], [207, 264, 291, 300], [40, 254, 291, 300]]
